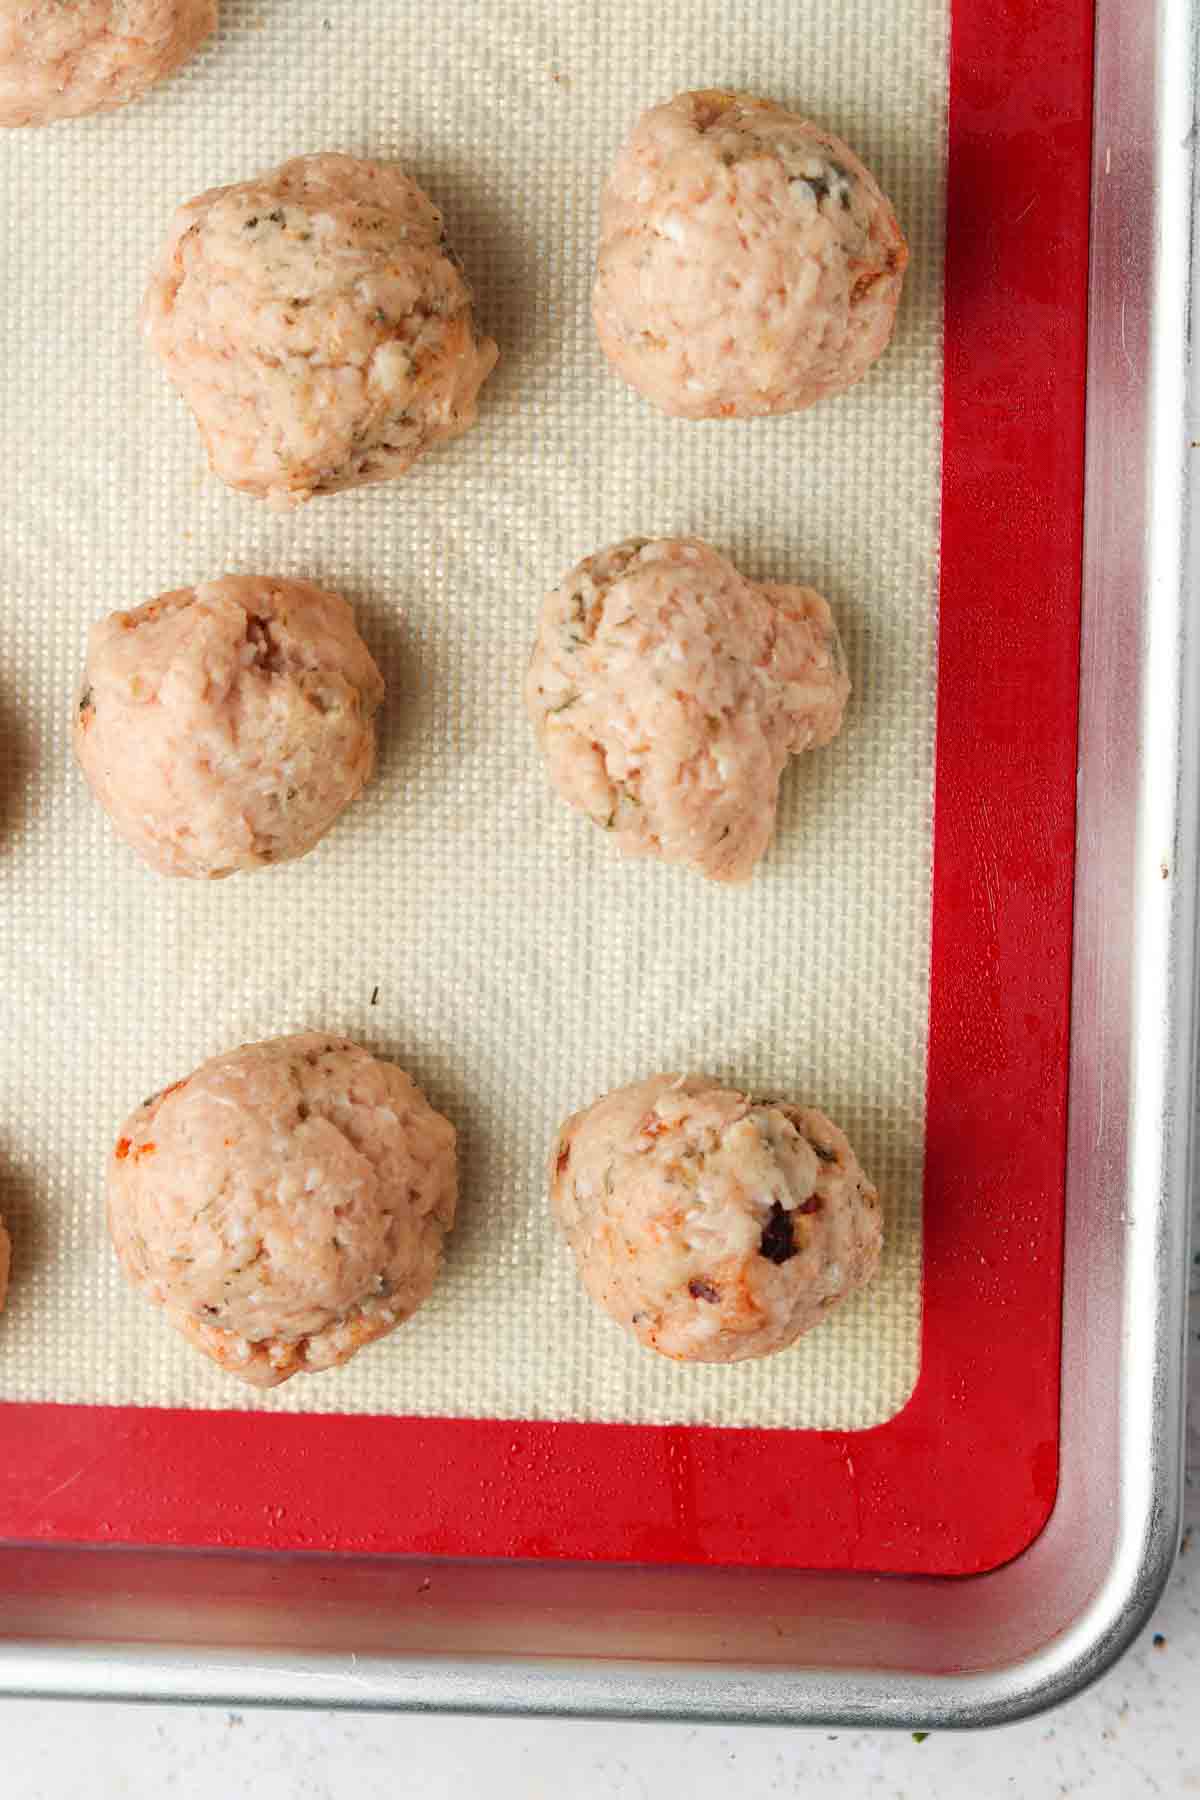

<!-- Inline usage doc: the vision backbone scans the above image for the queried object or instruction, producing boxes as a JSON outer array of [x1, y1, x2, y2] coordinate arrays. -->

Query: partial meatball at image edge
[[592, 88, 908, 419], [73, 573, 385, 880], [106, 1033, 458, 1389], [142, 151, 499, 508], [549, 1074, 882, 1364], [525, 536, 851, 883], [0, 0, 218, 129]]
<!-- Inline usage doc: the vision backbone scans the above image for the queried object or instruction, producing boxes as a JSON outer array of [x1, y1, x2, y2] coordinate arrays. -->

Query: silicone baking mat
[[0, 0, 943, 1428], [0, 0, 1090, 1572]]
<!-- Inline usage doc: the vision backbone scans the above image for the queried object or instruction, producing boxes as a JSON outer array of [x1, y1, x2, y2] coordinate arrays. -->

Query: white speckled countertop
[[3, 1215, 1198, 1796]]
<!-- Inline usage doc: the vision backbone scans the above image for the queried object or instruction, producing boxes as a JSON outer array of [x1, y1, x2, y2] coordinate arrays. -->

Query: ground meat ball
[[550, 1074, 881, 1363], [525, 536, 849, 882], [107, 1034, 457, 1388], [0, 1217, 9, 1312], [0, 1, 214, 128], [142, 152, 499, 507], [73, 574, 384, 879], [593, 89, 908, 418]]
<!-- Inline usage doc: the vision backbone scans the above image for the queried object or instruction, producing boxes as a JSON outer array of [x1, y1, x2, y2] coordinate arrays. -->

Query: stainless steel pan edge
[[0, 0, 1193, 1724]]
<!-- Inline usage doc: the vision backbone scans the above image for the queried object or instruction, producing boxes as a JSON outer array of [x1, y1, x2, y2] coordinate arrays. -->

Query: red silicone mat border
[[0, 0, 1092, 1575]]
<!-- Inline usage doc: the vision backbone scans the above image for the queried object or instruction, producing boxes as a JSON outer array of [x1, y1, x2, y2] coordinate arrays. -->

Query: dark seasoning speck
[[688, 1278, 721, 1304], [759, 1202, 797, 1264]]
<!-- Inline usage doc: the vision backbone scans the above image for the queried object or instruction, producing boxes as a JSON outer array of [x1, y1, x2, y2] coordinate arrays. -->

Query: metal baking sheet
[[0, 0, 1194, 1727]]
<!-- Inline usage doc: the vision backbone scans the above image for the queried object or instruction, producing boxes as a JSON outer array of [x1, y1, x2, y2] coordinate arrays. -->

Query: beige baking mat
[[0, 0, 946, 1429]]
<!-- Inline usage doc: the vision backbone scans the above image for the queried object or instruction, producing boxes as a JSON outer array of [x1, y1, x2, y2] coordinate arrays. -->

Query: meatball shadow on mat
[[0, 686, 30, 847], [208, 0, 267, 50], [878, 1129, 925, 1252], [0, 1152, 47, 1301], [319, 579, 421, 785], [408, 153, 541, 381]]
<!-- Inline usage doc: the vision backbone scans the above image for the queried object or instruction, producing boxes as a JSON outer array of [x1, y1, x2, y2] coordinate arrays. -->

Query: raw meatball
[[525, 536, 849, 882], [0, 1, 215, 128], [593, 89, 908, 418], [550, 1074, 881, 1363], [142, 152, 499, 507], [74, 574, 384, 879], [107, 1034, 457, 1388]]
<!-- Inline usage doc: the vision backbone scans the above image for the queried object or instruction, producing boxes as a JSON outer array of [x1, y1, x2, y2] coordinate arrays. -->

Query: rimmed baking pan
[[0, 0, 1193, 1725]]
